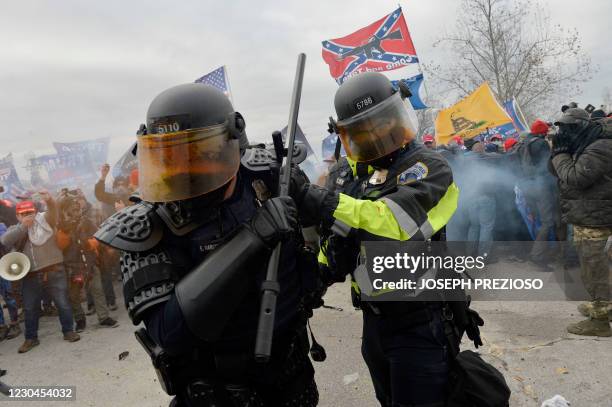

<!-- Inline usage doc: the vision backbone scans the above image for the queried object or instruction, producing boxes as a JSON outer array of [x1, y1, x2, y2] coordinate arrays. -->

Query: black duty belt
[[363, 301, 442, 322]]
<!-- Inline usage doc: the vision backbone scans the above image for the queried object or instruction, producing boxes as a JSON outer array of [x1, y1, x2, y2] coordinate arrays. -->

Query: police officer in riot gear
[[288, 72, 481, 406], [95, 83, 320, 406]]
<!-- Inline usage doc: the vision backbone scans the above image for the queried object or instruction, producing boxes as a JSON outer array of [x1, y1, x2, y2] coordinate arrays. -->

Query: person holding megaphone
[[0, 191, 80, 353], [0, 222, 21, 341]]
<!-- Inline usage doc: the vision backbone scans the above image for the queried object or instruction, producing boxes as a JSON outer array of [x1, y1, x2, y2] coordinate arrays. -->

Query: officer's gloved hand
[[282, 166, 339, 228], [283, 165, 309, 201], [291, 183, 339, 230], [551, 126, 573, 156], [249, 196, 298, 247], [465, 308, 484, 348]]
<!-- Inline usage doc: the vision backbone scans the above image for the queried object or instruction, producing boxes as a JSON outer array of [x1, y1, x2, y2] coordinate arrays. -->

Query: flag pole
[[401, 3, 431, 103], [513, 97, 529, 128]]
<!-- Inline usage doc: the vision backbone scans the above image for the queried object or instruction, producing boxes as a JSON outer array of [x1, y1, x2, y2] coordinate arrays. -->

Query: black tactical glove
[[282, 165, 309, 203], [551, 126, 573, 156], [325, 234, 358, 284], [281, 165, 338, 228], [249, 196, 298, 247], [292, 183, 339, 231], [465, 308, 485, 348]]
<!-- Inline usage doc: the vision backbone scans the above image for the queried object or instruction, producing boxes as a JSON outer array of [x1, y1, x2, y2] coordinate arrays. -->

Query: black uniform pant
[[361, 307, 450, 407], [169, 326, 319, 407]]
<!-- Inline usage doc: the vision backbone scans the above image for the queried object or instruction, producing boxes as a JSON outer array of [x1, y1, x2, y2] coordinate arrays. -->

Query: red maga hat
[[504, 138, 518, 151], [423, 134, 435, 143], [530, 119, 549, 135], [15, 200, 36, 215]]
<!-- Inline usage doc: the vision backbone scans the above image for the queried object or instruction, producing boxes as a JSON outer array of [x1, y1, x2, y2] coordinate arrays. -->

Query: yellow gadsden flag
[[435, 82, 513, 145]]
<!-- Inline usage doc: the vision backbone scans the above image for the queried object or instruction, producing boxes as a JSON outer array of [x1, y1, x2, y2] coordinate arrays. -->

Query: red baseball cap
[[530, 119, 549, 135], [504, 138, 518, 151], [15, 200, 36, 215], [452, 135, 464, 145], [423, 134, 435, 143], [490, 134, 503, 141]]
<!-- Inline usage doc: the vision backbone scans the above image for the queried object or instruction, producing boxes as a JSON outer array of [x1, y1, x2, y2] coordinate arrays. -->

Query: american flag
[[195, 66, 232, 100]]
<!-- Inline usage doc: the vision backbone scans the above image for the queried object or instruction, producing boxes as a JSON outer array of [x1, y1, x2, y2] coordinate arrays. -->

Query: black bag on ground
[[447, 350, 511, 407]]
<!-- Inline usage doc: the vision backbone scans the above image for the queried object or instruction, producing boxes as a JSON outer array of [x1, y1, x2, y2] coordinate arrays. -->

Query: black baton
[[255, 53, 307, 362]]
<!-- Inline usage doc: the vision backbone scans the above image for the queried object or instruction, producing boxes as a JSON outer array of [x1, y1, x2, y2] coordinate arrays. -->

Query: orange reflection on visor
[[138, 124, 240, 202], [337, 93, 417, 163]]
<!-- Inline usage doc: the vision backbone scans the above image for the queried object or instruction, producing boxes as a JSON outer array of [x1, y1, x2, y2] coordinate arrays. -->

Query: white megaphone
[[0, 252, 31, 281]]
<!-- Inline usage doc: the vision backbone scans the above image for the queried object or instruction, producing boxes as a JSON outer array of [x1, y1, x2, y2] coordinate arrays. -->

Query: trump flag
[[322, 7, 419, 84], [53, 137, 110, 169]]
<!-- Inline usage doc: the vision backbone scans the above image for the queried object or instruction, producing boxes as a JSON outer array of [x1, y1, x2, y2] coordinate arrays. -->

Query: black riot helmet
[[138, 83, 246, 202], [330, 72, 418, 163]]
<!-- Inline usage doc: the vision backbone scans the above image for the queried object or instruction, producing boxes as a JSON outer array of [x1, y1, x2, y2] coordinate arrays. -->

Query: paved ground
[[0, 279, 610, 407]]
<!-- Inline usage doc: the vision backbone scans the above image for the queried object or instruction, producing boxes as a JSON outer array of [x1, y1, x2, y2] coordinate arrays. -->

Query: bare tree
[[415, 94, 443, 138], [425, 0, 594, 120], [416, 108, 437, 139]]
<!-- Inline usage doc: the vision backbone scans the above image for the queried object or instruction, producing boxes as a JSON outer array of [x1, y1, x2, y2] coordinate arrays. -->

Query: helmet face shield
[[138, 123, 239, 202], [336, 93, 418, 162]]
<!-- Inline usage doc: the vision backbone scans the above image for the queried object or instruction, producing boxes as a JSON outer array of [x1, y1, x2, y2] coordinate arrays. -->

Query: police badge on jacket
[[285, 72, 483, 407]]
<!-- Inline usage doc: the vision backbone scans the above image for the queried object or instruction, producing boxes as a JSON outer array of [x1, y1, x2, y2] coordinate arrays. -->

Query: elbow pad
[[175, 227, 267, 342]]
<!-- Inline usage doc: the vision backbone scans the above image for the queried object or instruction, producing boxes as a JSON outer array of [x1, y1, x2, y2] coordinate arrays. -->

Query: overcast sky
[[1, 0, 610, 175]]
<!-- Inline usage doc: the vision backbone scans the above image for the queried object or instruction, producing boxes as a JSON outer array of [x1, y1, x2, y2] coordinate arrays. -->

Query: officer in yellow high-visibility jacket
[[289, 72, 460, 407]]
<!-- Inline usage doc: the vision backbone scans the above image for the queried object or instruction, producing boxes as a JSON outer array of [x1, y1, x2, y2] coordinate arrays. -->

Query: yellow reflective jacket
[[319, 142, 459, 293]]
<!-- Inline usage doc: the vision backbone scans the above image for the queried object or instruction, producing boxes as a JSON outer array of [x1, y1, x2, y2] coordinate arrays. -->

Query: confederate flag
[[322, 7, 419, 84]]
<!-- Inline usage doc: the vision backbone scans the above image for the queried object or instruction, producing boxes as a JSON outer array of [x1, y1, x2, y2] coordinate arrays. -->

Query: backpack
[[515, 137, 539, 178], [447, 350, 511, 407]]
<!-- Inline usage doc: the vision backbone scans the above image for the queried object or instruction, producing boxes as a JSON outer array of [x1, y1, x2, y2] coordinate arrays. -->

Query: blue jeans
[[446, 203, 470, 242], [21, 265, 74, 339], [0, 277, 19, 325], [467, 196, 496, 256]]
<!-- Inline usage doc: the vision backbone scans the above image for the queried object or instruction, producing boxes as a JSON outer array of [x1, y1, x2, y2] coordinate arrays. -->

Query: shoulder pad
[[241, 144, 308, 172], [241, 147, 276, 171], [94, 202, 163, 252], [156, 201, 212, 237]]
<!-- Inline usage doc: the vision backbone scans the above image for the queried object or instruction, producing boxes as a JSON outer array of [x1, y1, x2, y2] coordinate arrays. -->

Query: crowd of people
[[419, 103, 612, 336], [0, 77, 610, 406], [0, 165, 139, 353]]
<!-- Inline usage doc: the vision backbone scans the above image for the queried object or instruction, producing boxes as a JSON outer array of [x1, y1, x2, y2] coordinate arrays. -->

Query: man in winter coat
[[550, 108, 612, 337]]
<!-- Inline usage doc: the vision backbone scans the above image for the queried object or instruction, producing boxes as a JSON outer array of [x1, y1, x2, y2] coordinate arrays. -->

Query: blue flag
[[0, 157, 27, 202], [29, 153, 97, 188], [391, 73, 427, 110], [503, 99, 528, 132], [53, 137, 110, 169], [112, 142, 138, 179], [321, 132, 346, 160]]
